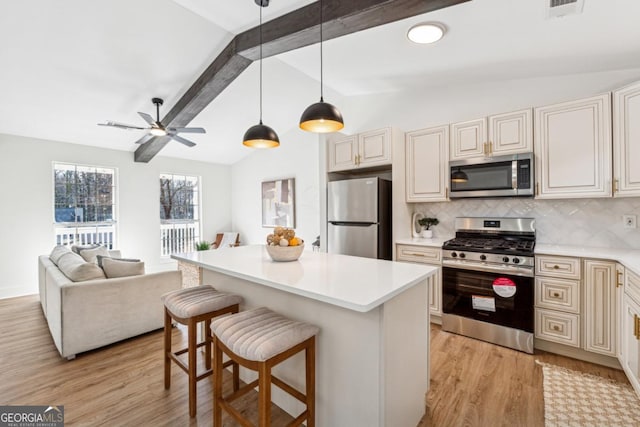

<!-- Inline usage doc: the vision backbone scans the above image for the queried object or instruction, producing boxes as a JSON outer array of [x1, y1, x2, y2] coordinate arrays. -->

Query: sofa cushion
[[71, 244, 100, 255], [57, 252, 106, 282], [96, 255, 140, 268], [102, 258, 145, 278], [79, 246, 110, 264], [50, 245, 72, 265]]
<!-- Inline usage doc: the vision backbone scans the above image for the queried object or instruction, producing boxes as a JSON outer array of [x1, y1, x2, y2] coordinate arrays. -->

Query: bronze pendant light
[[299, 0, 344, 133], [451, 167, 469, 183], [243, 0, 280, 148]]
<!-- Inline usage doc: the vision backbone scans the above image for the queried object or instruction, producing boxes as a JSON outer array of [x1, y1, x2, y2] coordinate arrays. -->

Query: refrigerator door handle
[[329, 221, 377, 227]]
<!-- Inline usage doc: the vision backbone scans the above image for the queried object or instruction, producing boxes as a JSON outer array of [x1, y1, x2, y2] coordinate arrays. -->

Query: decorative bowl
[[265, 243, 304, 262]]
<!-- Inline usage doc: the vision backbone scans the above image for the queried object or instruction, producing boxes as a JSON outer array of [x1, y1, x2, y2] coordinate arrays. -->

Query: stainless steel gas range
[[441, 217, 535, 354]]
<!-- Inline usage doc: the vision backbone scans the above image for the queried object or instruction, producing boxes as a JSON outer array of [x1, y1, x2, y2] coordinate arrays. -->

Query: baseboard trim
[[534, 339, 622, 369]]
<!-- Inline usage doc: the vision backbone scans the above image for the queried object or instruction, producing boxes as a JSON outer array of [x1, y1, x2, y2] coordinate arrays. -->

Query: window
[[53, 163, 117, 248], [160, 174, 200, 256]]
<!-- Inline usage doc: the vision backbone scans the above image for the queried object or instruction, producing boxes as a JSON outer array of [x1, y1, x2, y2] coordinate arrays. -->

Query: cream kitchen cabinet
[[583, 260, 617, 357], [328, 128, 392, 172], [534, 93, 612, 199], [617, 264, 625, 361], [534, 255, 582, 347], [613, 80, 640, 197], [405, 125, 449, 202], [449, 109, 532, 160], [621, 268, 640, 396], [396, 244, 442, 321]]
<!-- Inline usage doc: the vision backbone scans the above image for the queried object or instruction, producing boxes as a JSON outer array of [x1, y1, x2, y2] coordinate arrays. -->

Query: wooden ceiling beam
[[134, 0, 469, 162]]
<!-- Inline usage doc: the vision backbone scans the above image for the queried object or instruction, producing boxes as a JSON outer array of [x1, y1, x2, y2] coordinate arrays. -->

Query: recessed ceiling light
[[407, 22, 446, 44]]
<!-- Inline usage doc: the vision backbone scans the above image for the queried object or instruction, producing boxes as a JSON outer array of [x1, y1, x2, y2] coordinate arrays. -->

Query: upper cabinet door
[[405, 125, 449, 203], [613, 81, 640, 197], [488, 109, 533, 156], [328, 135, 357, 172], [358, 128, 392, 168], [534, 94, 612, 199], [450, 118, 486, 160]]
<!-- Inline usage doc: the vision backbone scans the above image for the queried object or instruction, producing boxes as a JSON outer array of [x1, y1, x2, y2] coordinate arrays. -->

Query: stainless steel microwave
[[449, 153, 534, 198]]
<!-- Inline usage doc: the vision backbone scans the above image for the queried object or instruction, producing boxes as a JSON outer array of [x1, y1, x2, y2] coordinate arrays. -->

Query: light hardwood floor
[[0, 295, 631, 426]]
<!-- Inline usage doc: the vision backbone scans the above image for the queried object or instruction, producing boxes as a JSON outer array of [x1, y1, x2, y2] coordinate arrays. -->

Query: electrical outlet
[[623, 214, 637, 229]]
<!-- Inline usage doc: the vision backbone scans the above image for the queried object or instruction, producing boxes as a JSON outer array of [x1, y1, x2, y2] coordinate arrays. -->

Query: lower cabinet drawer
[[535, 308, 580, 348], [626, 269, 640, 307], [396, 244, 441, 264], [535, 277, 580, 313]]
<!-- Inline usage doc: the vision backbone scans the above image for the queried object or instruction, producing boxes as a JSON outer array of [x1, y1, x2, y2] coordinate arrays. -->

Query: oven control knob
[[451, 252, 458, 258], [459, 252, 466, 259], [480, 254, 487, 261], [502, 256, 510, 263], [513, 257, 520, 264]]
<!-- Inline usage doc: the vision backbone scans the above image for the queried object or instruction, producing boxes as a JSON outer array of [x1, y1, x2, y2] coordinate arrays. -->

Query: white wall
[[230, 128, 320, 248], [339, 69, 640, 248], [0, 133, 231, 299]]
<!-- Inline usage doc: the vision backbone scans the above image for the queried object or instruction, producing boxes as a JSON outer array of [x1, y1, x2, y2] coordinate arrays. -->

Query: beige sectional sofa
[[38, 246, 182, 359]]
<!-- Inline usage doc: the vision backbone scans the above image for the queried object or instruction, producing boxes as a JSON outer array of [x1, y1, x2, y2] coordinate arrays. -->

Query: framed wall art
[[261, 178, 295, 228]]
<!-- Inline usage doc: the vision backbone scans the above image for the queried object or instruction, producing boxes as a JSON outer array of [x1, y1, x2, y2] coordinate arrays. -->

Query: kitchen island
[[172, 245, 436, 427]]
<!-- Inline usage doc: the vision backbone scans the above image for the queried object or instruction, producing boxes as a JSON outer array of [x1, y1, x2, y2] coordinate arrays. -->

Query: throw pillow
[[79, 246, 110, 264], [71, 243, 100, 255], [102, 258, 145, 279], [96, 255, 140, 268], [57, 252, 107, 282], [50, 245, 72, 265]]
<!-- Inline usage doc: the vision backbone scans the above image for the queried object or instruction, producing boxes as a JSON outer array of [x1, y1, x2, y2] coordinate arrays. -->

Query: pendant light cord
[[320, 0, 324, 102], [259, 5, 263, 124]]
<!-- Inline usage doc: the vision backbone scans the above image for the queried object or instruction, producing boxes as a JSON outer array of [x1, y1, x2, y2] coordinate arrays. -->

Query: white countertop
[[536, 244, 640, 276], [396, 237, 452, 248], [172, 245, 437, 313], [395, 238, 640, 276]]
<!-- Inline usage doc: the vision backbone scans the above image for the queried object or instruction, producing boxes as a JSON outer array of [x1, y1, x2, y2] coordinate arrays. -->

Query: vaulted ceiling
[[1, 0, 640, 164]]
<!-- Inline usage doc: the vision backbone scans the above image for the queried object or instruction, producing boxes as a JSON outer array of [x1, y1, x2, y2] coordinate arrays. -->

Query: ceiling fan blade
[[134, 134, 154, 145], [168, 127, 206, 134], [137, 112, 156, 126], [170, 134, 196, 147], [98, 121, 147, 131]]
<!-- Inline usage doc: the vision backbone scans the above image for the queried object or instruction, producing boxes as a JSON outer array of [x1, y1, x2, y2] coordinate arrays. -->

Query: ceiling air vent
[[546, 0, 584, 18]]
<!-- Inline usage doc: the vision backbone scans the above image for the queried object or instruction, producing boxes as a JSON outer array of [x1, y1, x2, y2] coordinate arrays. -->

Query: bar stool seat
[[211, 307, 319, 427], [162, 285, 242, 417]]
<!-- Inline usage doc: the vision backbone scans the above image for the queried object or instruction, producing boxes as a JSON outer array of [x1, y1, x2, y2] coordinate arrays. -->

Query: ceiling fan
[[98, 98, 205, 147]]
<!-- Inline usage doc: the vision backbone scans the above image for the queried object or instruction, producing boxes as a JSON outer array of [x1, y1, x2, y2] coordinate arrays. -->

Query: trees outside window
[[53, 163, 116, 248], [160, 174, 200, 255]]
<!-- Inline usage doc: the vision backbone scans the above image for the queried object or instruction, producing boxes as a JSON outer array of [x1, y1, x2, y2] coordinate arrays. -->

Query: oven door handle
[[443, 259, 534, 278]]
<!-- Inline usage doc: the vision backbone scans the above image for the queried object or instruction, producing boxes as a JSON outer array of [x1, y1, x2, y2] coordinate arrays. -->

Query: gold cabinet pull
[[535, 182, 539, 196], [617, 271, 623, 288], [613, 179, 619, 194], [488, 141, 493, 155], [408, 252, 425, 257], [553, 265, 560, 270], [552, 325, 561, 332], [552, 292, 560, 298], [635, 314, 639, 339], [483, 142, 488, 155], [445, 186, 449, 199]]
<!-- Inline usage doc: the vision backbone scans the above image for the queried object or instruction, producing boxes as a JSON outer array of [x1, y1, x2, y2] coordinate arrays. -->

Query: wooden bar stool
[[210, 307, 319, 427], [161, 285, 242, 417]]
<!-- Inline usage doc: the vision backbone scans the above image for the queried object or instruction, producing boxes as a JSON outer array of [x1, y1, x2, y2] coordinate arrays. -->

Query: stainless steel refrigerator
[[327, 177, 391, 260]]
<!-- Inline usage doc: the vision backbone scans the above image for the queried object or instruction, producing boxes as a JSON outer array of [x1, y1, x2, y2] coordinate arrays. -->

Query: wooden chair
[[161, 285, 242, 417], [211, 307, 319, 427], [212, 232, 240, 249]]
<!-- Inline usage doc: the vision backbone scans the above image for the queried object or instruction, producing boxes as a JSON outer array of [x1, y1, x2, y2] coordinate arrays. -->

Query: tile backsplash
[[414, 197, 640, 249]]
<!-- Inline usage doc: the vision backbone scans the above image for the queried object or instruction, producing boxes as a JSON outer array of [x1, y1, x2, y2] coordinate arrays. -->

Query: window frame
[[52, 162, 118, 248], [159, 173, 202, 256]]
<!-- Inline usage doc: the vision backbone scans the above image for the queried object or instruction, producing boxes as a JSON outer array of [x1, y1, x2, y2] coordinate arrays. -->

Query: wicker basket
[[265, 243, 304, 262]]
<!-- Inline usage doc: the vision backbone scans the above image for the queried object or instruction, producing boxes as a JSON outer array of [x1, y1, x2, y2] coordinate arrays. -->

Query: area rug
[[536, 360, 640, 426]]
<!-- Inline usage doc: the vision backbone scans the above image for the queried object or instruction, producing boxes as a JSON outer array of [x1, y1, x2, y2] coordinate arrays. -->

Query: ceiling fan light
[[451, 168, 469, 183], [150, 127, 167, 137], [243, 122, 280, 148], [299, 100, 344, 133], [407, 22, 446, 44]]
